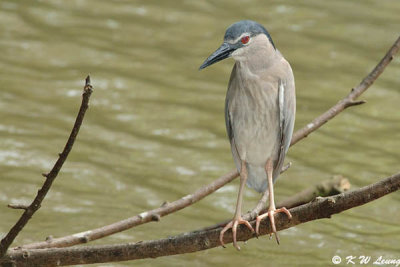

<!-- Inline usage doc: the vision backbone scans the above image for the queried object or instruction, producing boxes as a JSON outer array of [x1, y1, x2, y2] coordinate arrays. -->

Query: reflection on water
[[1, 0, 399, 266]]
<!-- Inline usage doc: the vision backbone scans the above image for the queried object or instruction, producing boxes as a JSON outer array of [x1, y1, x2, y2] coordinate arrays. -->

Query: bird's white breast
[[228, 63, 280, 166]]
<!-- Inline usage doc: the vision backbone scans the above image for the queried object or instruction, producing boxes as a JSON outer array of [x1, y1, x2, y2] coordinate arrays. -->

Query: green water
[[0, 1, 399, 266]]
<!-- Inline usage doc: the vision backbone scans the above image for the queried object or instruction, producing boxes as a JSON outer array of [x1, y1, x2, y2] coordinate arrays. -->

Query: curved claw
[[255, 216, 263, 237], [279, 207, 292, 219], [219, 217, 254, 250], [255, 207, 292, 244]]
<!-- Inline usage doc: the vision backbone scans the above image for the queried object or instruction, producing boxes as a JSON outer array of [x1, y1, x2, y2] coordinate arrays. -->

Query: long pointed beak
[[199, 42, 235, 70]]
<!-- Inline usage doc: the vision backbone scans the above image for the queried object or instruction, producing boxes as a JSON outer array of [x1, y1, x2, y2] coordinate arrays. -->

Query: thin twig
[[2, 173, 398, 266], [0, 76, 93, 258], [14, 35, 400, 251], [290, 36, 400, 146], [7, 204, 29, 211]]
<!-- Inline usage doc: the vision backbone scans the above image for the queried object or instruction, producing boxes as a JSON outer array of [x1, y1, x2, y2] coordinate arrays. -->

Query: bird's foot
[[255, 207, 292, 244], [219, 216, 254, 250]]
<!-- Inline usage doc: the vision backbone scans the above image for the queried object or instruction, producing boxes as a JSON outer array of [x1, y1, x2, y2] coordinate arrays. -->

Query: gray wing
[[225, 64, 242, 172], [225, 93, 233, 142], [225, 63, 237, 142], [273, 77, 296, 180]]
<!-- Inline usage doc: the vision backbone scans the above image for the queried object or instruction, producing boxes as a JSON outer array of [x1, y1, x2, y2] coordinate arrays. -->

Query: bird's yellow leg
[[220, 160, 254, 250], [255, 159, 292, 244]]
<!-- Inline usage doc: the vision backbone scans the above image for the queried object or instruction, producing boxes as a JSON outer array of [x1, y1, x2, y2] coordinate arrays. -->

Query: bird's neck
[[235, 48, 280, 75]]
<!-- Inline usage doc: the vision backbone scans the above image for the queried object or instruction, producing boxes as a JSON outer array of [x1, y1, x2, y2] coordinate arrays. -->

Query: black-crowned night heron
[[200, 20, 296, 250]]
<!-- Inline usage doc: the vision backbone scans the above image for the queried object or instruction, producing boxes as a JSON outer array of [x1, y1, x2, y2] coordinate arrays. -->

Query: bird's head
[[199, 20, 275, 70]]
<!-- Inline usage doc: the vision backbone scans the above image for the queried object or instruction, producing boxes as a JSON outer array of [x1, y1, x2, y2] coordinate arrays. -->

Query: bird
[[199, 20, 296, 250]]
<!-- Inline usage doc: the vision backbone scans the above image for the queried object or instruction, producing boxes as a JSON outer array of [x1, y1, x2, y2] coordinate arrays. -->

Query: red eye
[[241, 36, 250, 44]]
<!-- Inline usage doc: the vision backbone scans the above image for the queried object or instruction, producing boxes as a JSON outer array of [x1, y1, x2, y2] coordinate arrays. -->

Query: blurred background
[[0, 0, 399, 266]]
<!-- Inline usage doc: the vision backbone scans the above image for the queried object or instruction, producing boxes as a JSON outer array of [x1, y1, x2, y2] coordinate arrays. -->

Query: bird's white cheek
[[232, 48, 246, 61]]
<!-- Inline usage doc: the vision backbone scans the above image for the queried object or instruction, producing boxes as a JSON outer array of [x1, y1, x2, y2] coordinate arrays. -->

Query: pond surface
[[0, 0, 399, 266]]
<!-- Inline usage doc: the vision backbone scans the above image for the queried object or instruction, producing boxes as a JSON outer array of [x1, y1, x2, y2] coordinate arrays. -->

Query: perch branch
[[12, 35, 400, 251], [198, 175, 350, 232], [2, 173, 398, 266], [0, 76, 93, 258]]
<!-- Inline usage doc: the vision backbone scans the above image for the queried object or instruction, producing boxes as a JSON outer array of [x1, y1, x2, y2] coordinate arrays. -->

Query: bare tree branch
[[2, 173, 398, 267], [0, 76, 93, 258], [11, 35, 400, 251], [290, 36, 400, 146], [18, 170, 239, 250]]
